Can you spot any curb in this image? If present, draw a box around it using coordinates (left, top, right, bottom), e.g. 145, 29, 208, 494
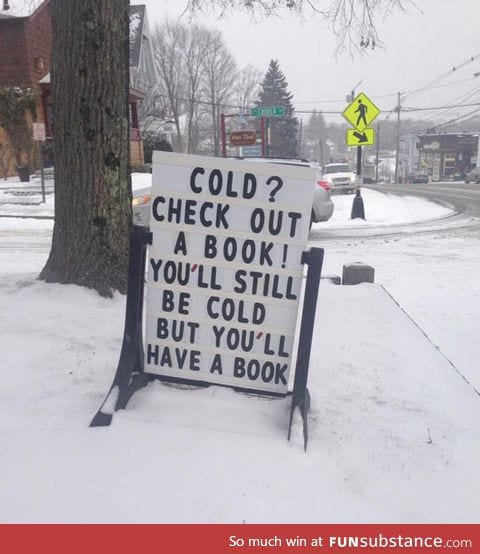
0, 214, 54, 220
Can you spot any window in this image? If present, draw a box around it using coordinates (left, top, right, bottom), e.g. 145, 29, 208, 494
324, 164, 350, 173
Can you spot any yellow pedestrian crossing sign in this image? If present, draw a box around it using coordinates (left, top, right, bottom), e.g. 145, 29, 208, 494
342, 92, 380, 132
346, 128, 375, 146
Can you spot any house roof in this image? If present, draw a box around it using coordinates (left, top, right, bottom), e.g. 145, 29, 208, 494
1, 0, 44, 17
129, 4, 145, 68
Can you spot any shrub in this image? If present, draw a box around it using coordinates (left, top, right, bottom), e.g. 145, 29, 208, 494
142, 131, 173, 164
0, 87, 38, 169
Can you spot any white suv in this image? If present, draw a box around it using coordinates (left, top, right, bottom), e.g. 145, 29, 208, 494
323, 162, 357, 194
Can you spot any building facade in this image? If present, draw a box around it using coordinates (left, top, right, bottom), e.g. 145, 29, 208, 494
0, 1, 155, 176
0, 1, 52, 176
418, 133, 479, 181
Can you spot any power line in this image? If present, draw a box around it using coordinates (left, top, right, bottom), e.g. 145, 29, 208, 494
399, 107, 480, 139
429, 84, 480, 120
402, 53, 480, 101
403, 101, 480, 112
293, 75, 480, 107
434, 107, 480, 129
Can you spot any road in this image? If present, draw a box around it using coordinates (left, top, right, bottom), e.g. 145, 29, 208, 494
311, 181, 480, 241
368, 181, 480, 219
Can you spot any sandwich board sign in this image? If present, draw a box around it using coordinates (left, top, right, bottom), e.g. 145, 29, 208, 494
144, 151, 315, 394
91, 152, 324, 447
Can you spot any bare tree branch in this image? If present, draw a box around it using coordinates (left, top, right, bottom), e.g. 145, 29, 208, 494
182, 0, 417, 55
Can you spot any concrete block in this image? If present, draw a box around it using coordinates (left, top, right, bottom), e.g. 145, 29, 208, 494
342, 262, 375, 285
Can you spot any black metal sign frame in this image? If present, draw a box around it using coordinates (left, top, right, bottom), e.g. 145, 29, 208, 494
91, 225, 324, 449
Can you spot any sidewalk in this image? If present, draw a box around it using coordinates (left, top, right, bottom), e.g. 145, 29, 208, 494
0, 174, 54, 218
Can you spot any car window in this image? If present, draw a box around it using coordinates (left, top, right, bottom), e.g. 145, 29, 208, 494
324, 164, 350, 173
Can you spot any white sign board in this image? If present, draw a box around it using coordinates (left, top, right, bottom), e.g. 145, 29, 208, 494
32, 122, 46, 142
145, 151, 316, 394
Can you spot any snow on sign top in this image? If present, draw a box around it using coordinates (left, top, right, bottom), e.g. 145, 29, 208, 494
145, 151, 316, 394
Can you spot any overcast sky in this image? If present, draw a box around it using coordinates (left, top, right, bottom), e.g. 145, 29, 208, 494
141, 0, 480, 126
6, 0, 478, 126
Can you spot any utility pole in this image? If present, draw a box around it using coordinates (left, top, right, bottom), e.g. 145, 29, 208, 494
476, 132, 480, 168
298, 118, 303, 157
394, 91, 401, 183
220, 113, 227, 157
375, 122, 380, 184
261, 116, 266, 157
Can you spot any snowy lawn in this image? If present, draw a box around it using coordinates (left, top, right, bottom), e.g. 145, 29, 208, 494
0, 183, 479, 523
322, 189, 453, 228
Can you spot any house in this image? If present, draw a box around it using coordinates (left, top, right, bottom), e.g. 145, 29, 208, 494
0, 0, 52, 176
130, 5, 156, 100
0, 0, 156, 176
129, 4, 158, 164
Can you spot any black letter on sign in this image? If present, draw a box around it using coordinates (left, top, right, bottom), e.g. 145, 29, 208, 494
152, 196, 166, 221
266, 176, 283, 202
287, 212, 302, 238
210, 354, 223, 374
174, 231, 187, 255
209, 169, 223, 195
190, 167, 204, 193
150, 258, 162, 281
243, 173, 257, 199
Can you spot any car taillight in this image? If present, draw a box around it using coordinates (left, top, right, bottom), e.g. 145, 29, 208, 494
317, 180, 331, 191
132, 194, 151, 206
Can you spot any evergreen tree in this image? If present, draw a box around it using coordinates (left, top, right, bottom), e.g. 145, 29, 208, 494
256, 60, 298, 158
301, 110, 328, 163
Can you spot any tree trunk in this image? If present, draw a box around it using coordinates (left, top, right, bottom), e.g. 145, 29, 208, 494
40, 0, 131, 297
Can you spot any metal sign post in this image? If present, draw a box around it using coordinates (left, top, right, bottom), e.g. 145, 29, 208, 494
33, 122, 47, 203
342, 91, 380, 193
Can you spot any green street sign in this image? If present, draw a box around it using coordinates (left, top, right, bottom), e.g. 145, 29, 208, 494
250, 106, 285, 117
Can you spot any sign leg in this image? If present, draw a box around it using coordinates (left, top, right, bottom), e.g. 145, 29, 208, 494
288, 248, 324, 450
90, 225, 150, 427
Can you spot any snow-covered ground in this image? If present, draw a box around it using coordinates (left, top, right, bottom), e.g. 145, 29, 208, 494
0, 176, 479, 523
